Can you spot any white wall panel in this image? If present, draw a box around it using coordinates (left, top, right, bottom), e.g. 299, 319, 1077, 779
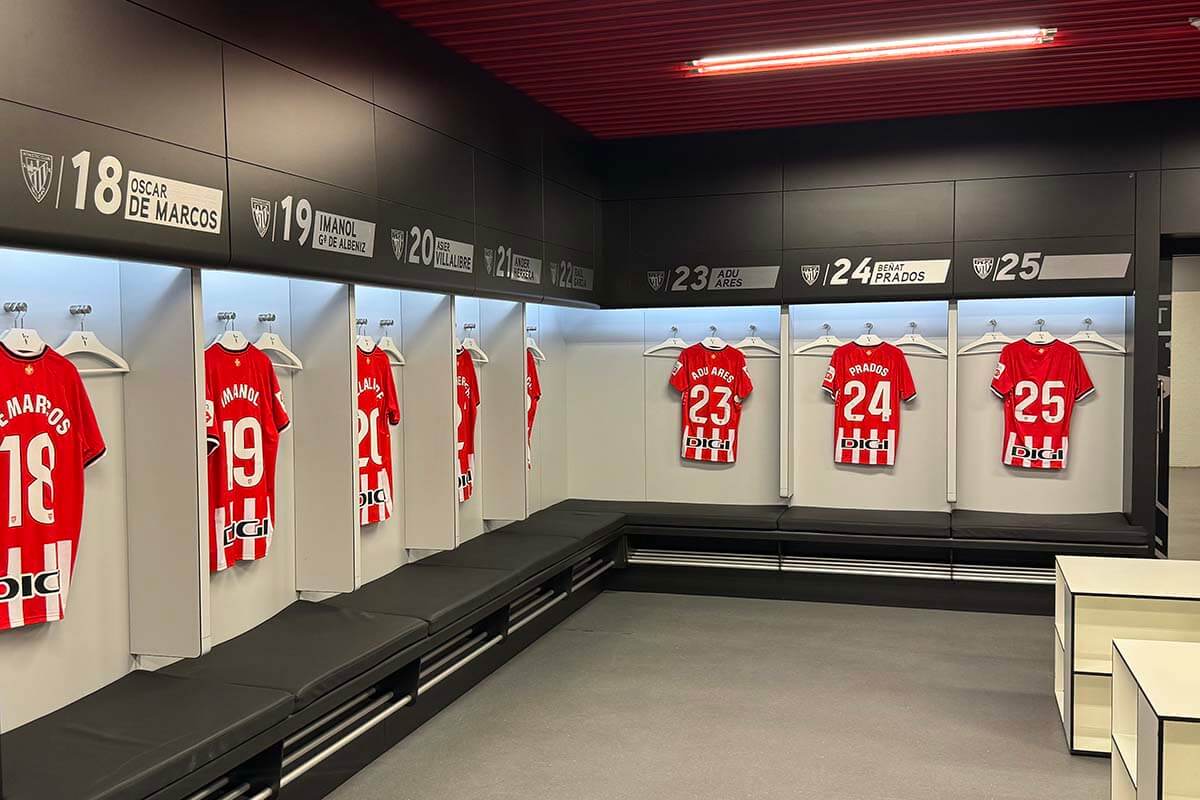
479, 298, 527, 522
528, 305, 569, 512
1171, 289, 1200, 466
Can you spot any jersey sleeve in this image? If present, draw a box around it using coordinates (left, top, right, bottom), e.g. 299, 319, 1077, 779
269, 366, 291, 432
990, 348, 1015, 398
669, 351, 689, 393
898, 351, 917, 402
384, 367, 401, 426
821, 349, 842, 398
73, 376, 106, 467
469, 359, 481, 409
734, 355, 753, 402
1074, 350, 1096, 400
527, 351, 542, 402
204, 372, 220, 456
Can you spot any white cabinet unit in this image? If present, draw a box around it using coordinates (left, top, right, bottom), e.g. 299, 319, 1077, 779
1055, 556, 1200, 754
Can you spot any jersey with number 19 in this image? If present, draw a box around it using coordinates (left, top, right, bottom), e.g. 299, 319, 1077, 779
1, 345, 105, 630
990, 339, 1093, 470
205, 344, 291, 572
821, 342, 916, 466
669, 343, 753, 463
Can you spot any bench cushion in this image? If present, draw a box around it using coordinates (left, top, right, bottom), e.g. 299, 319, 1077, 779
326, 565, 513, 633
162, 601, 428, 711
416, 532, 580, 584
548, 499, 785, 530
0, 671, 291, 800
780, 507, 951, 538
951, 510, 1149, 545
498, 509, 625, 547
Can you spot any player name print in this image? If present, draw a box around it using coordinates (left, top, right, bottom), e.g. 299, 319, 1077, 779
220, 383, 261, 407
0, 393, 75, 435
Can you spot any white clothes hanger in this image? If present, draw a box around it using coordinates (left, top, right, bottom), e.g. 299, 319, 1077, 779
892, 321, 947, 357
354, 317, 377, 354
211, 311, 249, 351
526, 325, 547, 362
701, 325, 728, 350
56, 304, 130, 375
253, 313, 303, 371
1025, 318, 1058, 346
377, 319, 406, 366
854, 322, 883, 347
957, 320, 1015, 354
1065, 317, 1125, 354
1, 301, 48, 356
793, 323, 844, 355
644, 326, 690, 356
733, 324, 780, 357
458, 323, 489, 363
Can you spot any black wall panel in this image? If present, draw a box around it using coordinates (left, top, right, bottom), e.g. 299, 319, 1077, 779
954, 173, 1136, 241
0, 0, 225, 156
629, 193, 783, 258
475, 153, 543, 241
0, 100, 229, 266
1162, 169, 1200, 235
474, 227, 545, 301
543, 116, 601, 199
782, 104, 1160, 191
223, 46, 377, 197
783, 182, 953, 249
375, 107, 474, 224
543, 242, 601, 305
605, 130, 783, 199
615, 250, 784, 308
544, 180, 595, 253
1163, 103, 1200, 169
133, 0, 377, 101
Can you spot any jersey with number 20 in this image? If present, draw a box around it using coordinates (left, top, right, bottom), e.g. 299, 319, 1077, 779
821, 342, 916, 466
1, 345, 105, 630
205, 344, 290, 572
357, 346, 400, 525
669, 343, 753, 463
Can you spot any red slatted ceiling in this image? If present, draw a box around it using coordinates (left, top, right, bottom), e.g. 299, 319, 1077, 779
376, 0, 1200, 138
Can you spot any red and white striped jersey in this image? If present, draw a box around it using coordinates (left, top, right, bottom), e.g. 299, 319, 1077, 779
669, 343, 753, 464
0, 345, 105, 630
525, 349, 541, 469
356, 346, 400, 525
205, 344, 291, 572
455, 349, 480, 502
990, 339, 1094, 470
821, 342, 916, 467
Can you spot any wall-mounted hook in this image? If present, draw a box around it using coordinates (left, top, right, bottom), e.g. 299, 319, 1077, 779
258, 312, 277, 334
217, 311, 236, 331
70, 304, 93, 330
379, 319, 395, 330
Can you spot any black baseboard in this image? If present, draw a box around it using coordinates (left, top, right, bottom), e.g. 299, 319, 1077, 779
606, 565, 1053, 616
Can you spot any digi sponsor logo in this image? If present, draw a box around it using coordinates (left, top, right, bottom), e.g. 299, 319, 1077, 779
801, 264, 821, 286
840, 437, 891, 453
456, 471, 474, 491
1009, 444, 1063, 462
0, 569, 61, 602
222, 518, 270, 547
686, 436, 732, 452
390, 228, 405, 261
647, 270, 666, 292
250, 198, 272, 239
973, 257, 995, 280
359, 488, 388, 509
19, 149, 54, 204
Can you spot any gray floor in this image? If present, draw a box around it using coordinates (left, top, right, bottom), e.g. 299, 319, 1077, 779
332, 593, 1107, 800
1169, 467, 1200, 560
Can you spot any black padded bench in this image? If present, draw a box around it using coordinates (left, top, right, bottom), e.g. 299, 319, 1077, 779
553, 499, 786, 530
326, 564, 515, 633
950, 510, 1150, 547
780, 507, 951, 539
0, 671, 291, 800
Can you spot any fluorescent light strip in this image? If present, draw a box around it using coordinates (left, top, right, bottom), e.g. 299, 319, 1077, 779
692, 27, 1055, 74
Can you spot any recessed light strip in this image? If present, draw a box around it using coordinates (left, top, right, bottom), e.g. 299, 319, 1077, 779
691, 27, 1056, 75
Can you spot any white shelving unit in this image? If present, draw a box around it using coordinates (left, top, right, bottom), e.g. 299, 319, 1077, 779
1111, 639, 1200, 800
1056, 556, 1200, 755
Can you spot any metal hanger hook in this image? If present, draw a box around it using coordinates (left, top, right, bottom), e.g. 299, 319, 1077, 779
988, 319, 999, 333
864, 322, 874, 334
356, 317, 368, 336
821, 323, 832, 334
70, 304, 93, 331
1036, 319, 1046, 331
258, 312, 277, 334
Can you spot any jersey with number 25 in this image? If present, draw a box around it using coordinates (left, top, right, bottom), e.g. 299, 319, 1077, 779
669, 343, 753, 463
205, 344, 290, 572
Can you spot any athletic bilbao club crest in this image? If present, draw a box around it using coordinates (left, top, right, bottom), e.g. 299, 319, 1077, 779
250, 198, 272, 239
973, 257, 994, 280
801, 264, 821, 286
19, 149, 53, 204
484, 248, 495, 275
390, 228, 405, 261
647, 270, 666, 292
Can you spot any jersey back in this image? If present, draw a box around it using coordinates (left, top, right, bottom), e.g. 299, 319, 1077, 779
669, 344, 753, 463
525, 349, 541, 469
357, 347, 400, 525
991, 339, 1093, 470
455, 349, 480, 502
821, 342, 916, 466
205, 344, 290, 572
0, 346, 105, 630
